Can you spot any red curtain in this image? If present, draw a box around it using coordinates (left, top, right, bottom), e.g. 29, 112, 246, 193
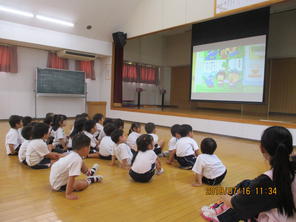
123, 63, 137, 82
76, 60, 95, 80
47, 52, 69, 70
139, 65, 158, 84
113, 44, 123, 103
0, 45, 18, 73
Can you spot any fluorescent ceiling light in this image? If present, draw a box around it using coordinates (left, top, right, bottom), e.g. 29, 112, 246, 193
0, 5, 34, 17
36, 15, 74, 27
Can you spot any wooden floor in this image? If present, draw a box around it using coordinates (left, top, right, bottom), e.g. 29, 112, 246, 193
0, 120, 270, 222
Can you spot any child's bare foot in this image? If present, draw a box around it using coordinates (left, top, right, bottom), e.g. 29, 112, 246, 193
66, 193, 78, 200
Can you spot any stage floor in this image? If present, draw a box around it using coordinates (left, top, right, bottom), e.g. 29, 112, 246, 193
119, 106, 296, 128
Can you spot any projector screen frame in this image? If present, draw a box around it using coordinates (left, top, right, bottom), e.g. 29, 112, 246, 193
189, 35, 269, 104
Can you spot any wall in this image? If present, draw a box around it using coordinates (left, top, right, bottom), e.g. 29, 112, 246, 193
122, 0, 214, 38
123, 34, 171, 105
0, 46, 104, 119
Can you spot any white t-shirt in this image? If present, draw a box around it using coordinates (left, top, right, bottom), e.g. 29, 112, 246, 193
168, 137, 178, 151
5, 128, 22, 155
18, 140, 30, 162
192, 154, 226, 179
26, 139, 50, 166
131, 150, 157, 174
50, 151, 82, 190
98, 130, 106, 141
149, 133, 160, 147
94, 123, 103, 137
126, 132, 141, 150
53, 127, 66, 146
112, 143, 133, 166
83, 131, 98, 148
18, 128, 25, 144
175, 137, 199, 157
99, 136, 115, 156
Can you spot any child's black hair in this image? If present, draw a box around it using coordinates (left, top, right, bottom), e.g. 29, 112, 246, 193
178, 125, 189, 137
128, 122, 141, 135
93, 113, 104, 123
72, 133, 90, 150
84, 120, 96, 132
136, 134, 153, 152
201, 138, 217, 155
45, 112, 54, 118
32, 123, 49, 139
261, 126, 296, 217
103, 118, 113, 126
22, 116, 33, 127
171, 124, 181, 137
103, 123, 116, 136
182, 124, 192, 135
114, 118, 124, 129
52, 114, 67, 131
70, 118, 87, 138
145, 122, 155, 134
8, 115, 22, 128
21, 125, 33, 140
80, 113, 89, 119
43, 115, 53, 126
111, 129, 124, 144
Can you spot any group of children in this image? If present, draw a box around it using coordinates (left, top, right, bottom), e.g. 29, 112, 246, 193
4, 113, 296, 221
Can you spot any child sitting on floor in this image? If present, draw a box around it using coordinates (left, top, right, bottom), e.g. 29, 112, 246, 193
129, 134, 164, 183
192, 138, 226, 187
168, 124, 181, 154
167, 124, 199, 169
52, 114, 68, 152
83, 120, 100, 158
26, 123, 61, 169
93, 113, 104, 139
50, 133, 103, 200
98, 123, 116, 160
127, 122, 142, 153
18, 125, 33, 165
5, 115, 23, 155
145, 122, 164, 156
111, 129, 133, 169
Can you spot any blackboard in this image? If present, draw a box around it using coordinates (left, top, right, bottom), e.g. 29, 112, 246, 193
36, 68, 85, 95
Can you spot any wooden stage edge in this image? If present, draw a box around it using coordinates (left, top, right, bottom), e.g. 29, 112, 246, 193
111, 107, 296, 129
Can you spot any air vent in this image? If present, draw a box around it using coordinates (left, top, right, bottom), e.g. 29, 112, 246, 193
57, 50, 96, 61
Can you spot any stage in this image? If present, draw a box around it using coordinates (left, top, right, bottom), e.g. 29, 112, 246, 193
115, 106, 296, 129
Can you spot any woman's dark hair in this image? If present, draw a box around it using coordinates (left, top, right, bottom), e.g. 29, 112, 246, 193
52, 114, 67, 131
111, 129, 124, 143
70, 118, 87, 138
128, 122, 141, 135
93, 113, 104, 123
84, 120, 96, 132
201, 138, 217, 155
261, 126, 295, 217
32, 123, 49, 139
22, 116, 33, 127
136, 134, 153, 152
145, 122, 155, 134
171, 124, 181, 137
114, 118, 124, 129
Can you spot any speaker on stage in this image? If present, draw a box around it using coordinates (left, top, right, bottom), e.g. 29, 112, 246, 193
112, 32, 127, 47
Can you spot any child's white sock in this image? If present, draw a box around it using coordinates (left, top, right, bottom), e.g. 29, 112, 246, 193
87, 175, 103, 184
88, 163, 99, 176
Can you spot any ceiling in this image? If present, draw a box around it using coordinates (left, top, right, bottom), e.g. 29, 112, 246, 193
0, 0, 143, 42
